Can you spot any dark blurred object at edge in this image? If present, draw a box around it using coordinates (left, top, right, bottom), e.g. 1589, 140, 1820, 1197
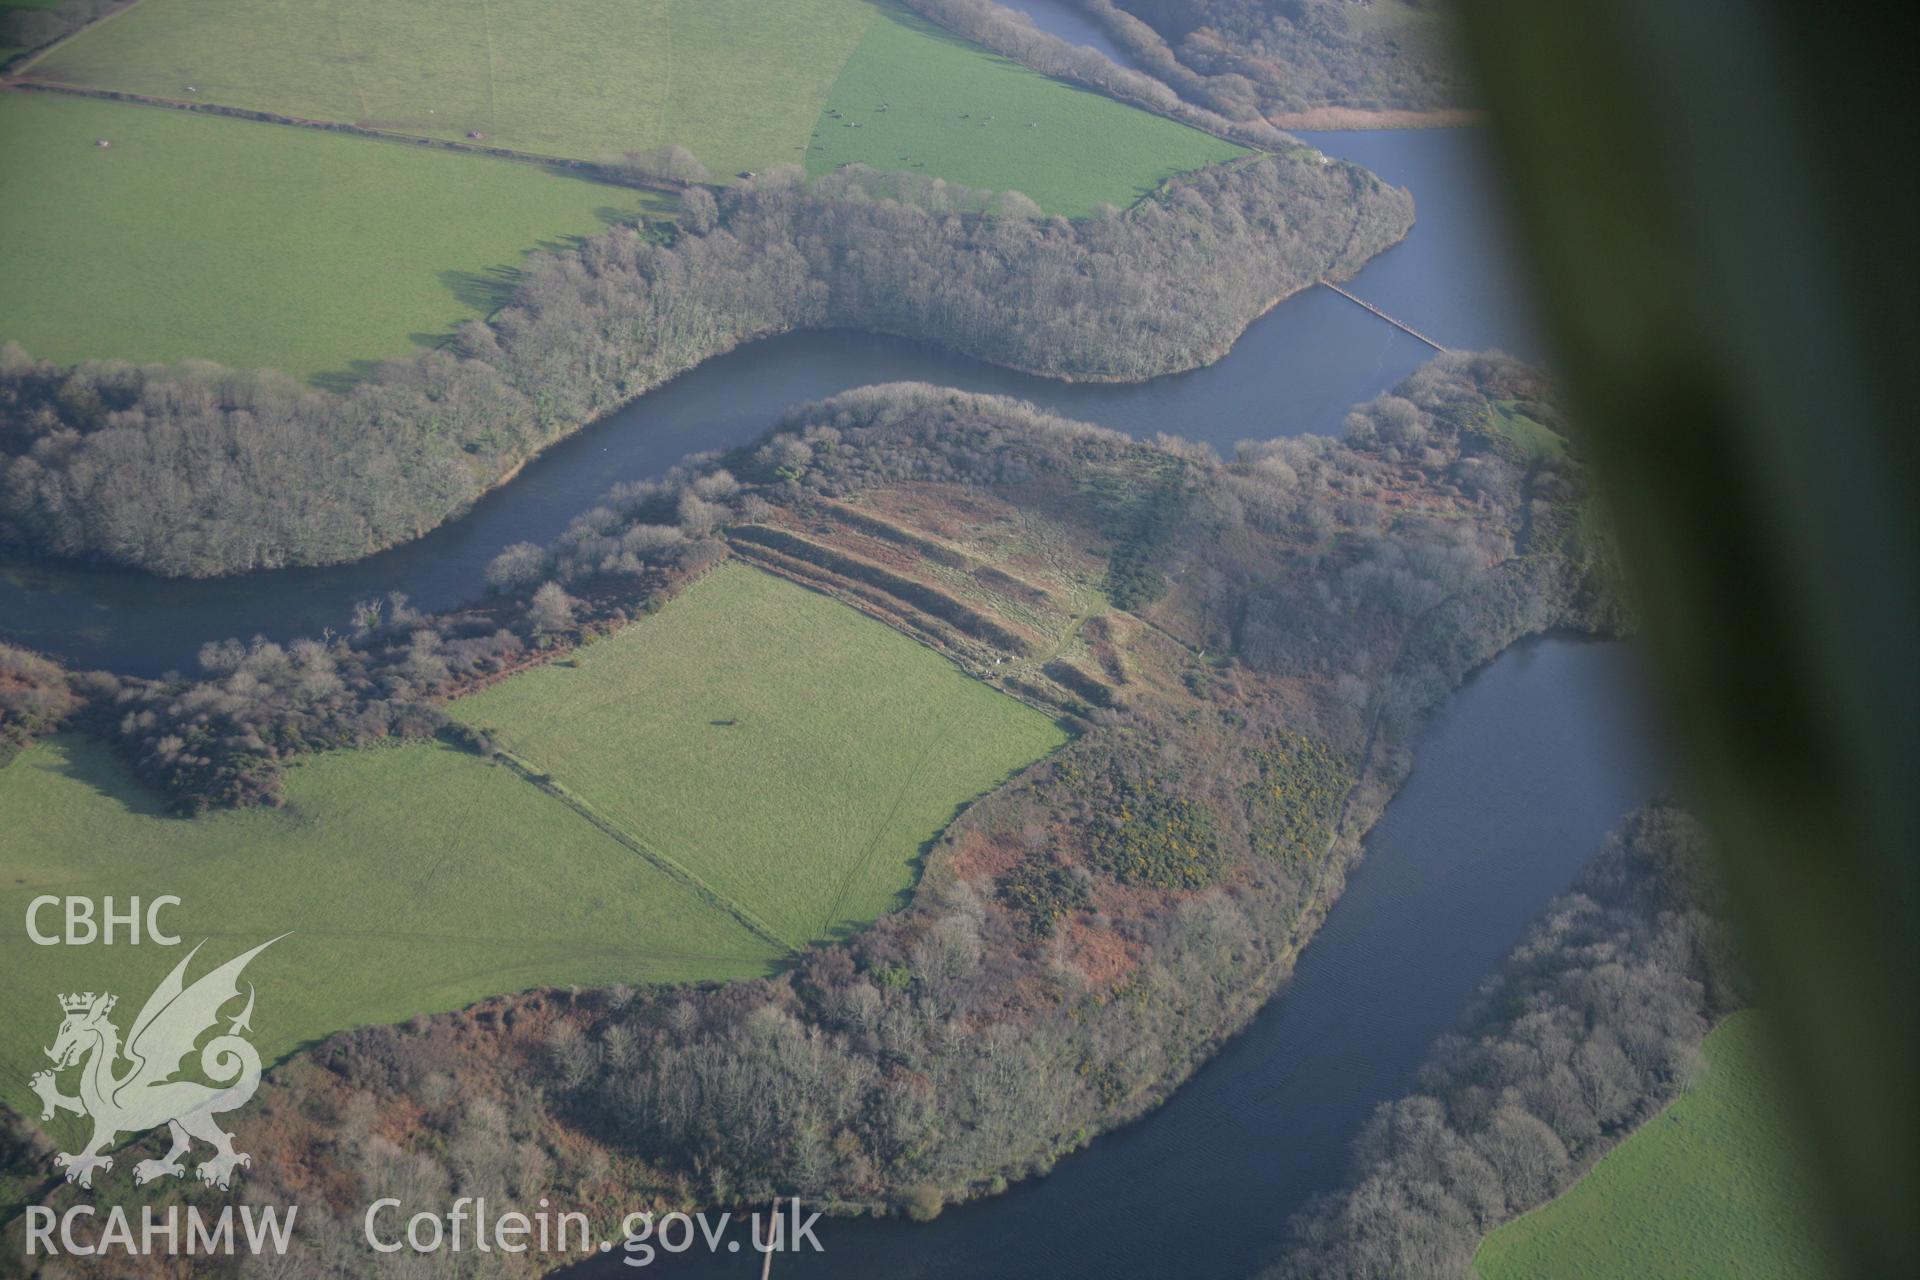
1455, 1, 1917, 1273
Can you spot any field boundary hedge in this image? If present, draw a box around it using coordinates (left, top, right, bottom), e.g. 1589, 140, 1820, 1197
2, 80, 687, 194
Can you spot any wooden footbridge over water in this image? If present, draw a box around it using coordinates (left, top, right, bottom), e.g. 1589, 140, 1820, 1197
1319, 280, 1450, 352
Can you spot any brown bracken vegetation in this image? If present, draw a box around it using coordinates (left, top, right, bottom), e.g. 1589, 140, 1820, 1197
5, 353, 1626, 1265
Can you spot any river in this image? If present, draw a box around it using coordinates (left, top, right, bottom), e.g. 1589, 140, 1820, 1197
1, 128, 1536, 677
1001, 0, 1145, 71
1, 127, 1662, 1274
580, 636, 1662, 1279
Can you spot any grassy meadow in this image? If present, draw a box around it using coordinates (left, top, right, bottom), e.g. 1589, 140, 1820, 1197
1473, 1013, 1837, 1279
26, 0, 869, 178
0, 562, 1061, 1145
0, 564, 1052, 1151
1486, 398, 1566, 461
0, 92, 665, 377
26, 0, 1241, 214
0, 734, 783, 1122
452, 563, 1069, 947
6, 0, 1248, 372
803, 8, 1244, 216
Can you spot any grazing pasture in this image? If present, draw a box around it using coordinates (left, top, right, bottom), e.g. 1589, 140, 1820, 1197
1485, 398, 1566, 461
0, 734, 781, 1121
806, 8, 1245, 216
451, 562, 1069, 947
26, 0, 1244, 214
1473, 1013, 1837, 1280
0, 92, 662, 377
25, 0, 872, 176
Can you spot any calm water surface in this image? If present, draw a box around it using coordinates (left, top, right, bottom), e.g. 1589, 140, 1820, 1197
0, 127, 1664, 1278
1005, 0, 1144, 70
577, 638, 1665, 1279
1, 129, 1528, 676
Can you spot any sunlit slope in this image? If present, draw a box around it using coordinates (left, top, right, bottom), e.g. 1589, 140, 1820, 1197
805, 8, 1244, 216
452, 563, 1070, 947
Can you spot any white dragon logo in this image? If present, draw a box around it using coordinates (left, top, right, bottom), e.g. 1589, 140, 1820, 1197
28, 937, 283, 1190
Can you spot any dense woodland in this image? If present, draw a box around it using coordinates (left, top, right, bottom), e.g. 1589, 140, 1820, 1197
1268, 805, 1745, 1279
0, 354, 1635, 1274
0, 353, 1594, 822
0, 643, 78, 768
0, 152, 1409, 577
1079, 0, 1471, 118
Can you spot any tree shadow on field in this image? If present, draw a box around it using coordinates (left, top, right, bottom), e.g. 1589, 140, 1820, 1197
34, 734, 177, 821
309, 360, 389, 394
440, 264, 524, 313
298, 174, 667, 391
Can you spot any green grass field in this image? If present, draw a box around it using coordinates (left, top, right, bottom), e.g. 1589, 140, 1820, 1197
803, 8, 1243, 216
7, 0, 1243, 371
1473, 1013, 1837, 1279
0, 562, 1060, 1138
0, 92, 665, 377
26, 0, 1241, 215
0, 734, 783, 1121
452, 562, 1069, 947
26, 0, 869, 178
1486, 399, 1567, 461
